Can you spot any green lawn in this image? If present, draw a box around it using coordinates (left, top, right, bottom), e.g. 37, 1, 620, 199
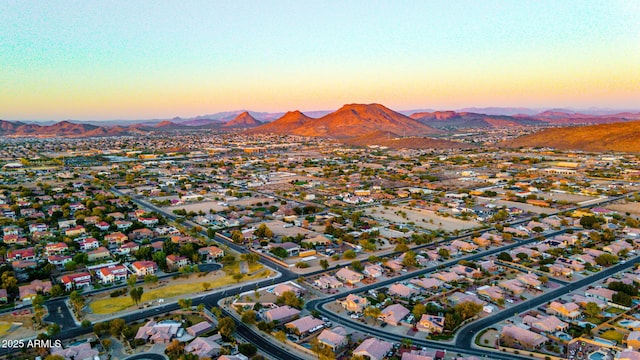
0, 322, 11, 336
600, 329, 624, 344
90, 269, 271, 314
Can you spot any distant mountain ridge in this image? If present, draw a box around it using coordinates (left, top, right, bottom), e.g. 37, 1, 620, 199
222, 111, 262, 128
503, 120, 640, 153
249, 103, 442, 138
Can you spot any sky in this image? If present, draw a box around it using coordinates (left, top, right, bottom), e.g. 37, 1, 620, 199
1, 1, 639, 120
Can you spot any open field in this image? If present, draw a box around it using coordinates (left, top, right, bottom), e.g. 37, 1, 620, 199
364, 205, 481, 232
607, 202, 640, 215
89, 267, 271, 315
476, 198, 553, 214
164, 201, 227, 213
0, 322, 11, 336
261, 220, 316, 237
534, 192, 598, 203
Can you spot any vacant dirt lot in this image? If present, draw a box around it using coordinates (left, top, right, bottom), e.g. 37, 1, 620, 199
364, 205, 481, 232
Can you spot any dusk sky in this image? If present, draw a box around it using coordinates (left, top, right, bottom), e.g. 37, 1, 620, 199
1, 1, 639, 120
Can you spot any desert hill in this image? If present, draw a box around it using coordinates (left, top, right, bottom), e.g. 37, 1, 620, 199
503, 120, 640, 153
251, 103, 441, 138
341, 130, 474, 150
223, 111, 262, 128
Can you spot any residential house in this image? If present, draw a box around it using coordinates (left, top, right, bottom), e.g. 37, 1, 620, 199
7, 248, 36, 262
50, 342, 99, 360
19, 280, 52, 302
87, 247, 111, 262
105, 232, 128, 246
184, 335, 222, 358
186, 321, 213, 337
317, 327, 347, 351
364, 264, 384, 278
131, 261, 158, 276
451, 265, 482, 279
627, 331, 640, 351
380, 303, 410, 326
65, 226, 86, 237
409, 277, 443, 291
388, 283, 418, 298
97, 264, 129, 284
353, 338, 393, 360
45, 242, 69, 255
273, 283, 304, 297
314, 275, 343, 289
135, 320, 181, 344
547, 301, 581, 319
263, 305, 301, 323
451, 240, 478, 253
60, 272, 92, 291
166, 254, 189, 271
417, 314, 445, 334
285, 315, 325, 336
501, 325, 549, 348
79, 237, 100, 251
335, 268, 364, 285
477, 285, 504, 302
523, 315, 569, 333
586, 287, 615, 302
498, 279, 525, 295
0, 289, 8, 303
198, 246, 224, 261
338, 294, 369, 313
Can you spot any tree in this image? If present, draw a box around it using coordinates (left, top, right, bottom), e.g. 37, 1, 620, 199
241, 310, 257, 325
580, 215, 598, 229
129, 287, 144, 307
402, 251, 417, 268
539, 276, 549, 284
595, 253, 618, 266
270, 247, 289, 259
364, 306, 381, 322
47, 323, 61, 336
496, 252, 512, 262
178, 298, 192, 310
102, 338, 112, 352
127, 274, 137, 288
69, 291, 85, 315
351, 260, 364, 272
276, 291, 304, 309
109, 318, 125, 337
240, 252, 260, 265
343, 250, 356, 259
274, 330, 287, 343
231, 230, 244, 243
438, 248, 450, 259
320, 259, 329, 270
50, 284, 64, 297
254, 224, 273, 238
233, 273, 244, 283
238, 343, 257, 357
395, 242, 409, 252
202, 282, 211, 291
584, 302, 600, 318
612, 291, 632, 307
454, 301, 483, 321
411, 303, 428, 319
217, 316, 236, 339
144, 274, 158, 285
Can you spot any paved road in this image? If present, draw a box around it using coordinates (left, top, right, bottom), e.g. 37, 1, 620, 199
455, 254, 640, 349
43, 299, 76, 331
124, 353, 167, 360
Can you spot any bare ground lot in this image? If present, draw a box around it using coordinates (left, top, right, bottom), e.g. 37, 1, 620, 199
164, 201, 227, 213
476, 198, 554, 214
534, 192, 598, 204
364, 205, 481, 232
261, 220, 316, 237
607, 201, 640, 215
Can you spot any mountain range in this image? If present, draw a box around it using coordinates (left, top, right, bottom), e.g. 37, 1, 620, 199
503, 120, 640, 153
2, 104, 640, 152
